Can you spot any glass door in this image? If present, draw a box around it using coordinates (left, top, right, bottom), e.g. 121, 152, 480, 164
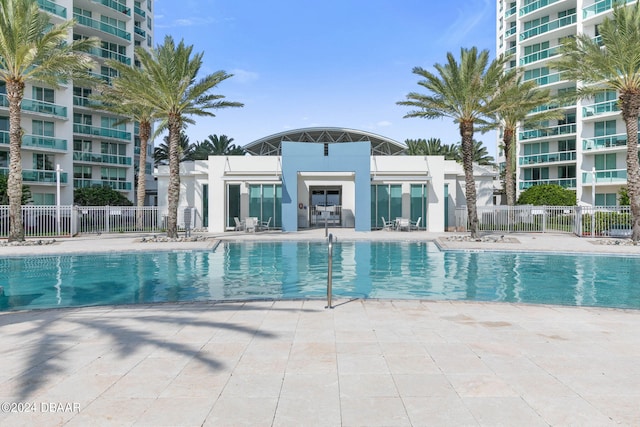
309, 186, 342, 227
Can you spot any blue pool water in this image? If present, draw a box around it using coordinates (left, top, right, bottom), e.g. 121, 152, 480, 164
1, 241, 639, 311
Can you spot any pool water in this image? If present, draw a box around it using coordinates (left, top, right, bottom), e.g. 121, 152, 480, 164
1, 241, 639, 311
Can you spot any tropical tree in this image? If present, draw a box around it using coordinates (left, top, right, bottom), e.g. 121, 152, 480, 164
490, 73, 563, 205
134, 36, 243, 238
91, 59, 158, 229
154, 132, 193, 165
552, 3, 640, 240
0, 174, 30, 204
404, 138, 458, 159
516, 184, 576, 206
0, 0, 97, 241
452, 139, 495, 166
398, 47, 509, 237
191, 134, 245, 160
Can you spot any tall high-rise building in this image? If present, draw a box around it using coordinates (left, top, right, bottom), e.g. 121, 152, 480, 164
0, 0, 155, 206
496, 0, 632, 206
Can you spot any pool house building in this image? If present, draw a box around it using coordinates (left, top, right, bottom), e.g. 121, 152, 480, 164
155, 128, 497, 232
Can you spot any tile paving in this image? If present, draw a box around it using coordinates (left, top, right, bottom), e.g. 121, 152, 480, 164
1, 230, 639, 426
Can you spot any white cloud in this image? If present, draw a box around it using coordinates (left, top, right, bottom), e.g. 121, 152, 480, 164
155, 16, 217, 29
230, 69, 259, 84
376, 120, 392, 127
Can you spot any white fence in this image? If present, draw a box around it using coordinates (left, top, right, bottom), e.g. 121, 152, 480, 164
456, 205, 633, 238
0, 205, 168, 238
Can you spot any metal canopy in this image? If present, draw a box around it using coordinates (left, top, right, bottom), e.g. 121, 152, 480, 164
243, 127, 406, 156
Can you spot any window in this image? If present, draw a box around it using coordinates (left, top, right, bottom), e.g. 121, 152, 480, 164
558, 139, 576, 151
595, 90, 616, 103
595, 153, 616, 170
32, 87, 54, 103
74, 139, 92, 152
32, 193, 56, 206
101, 116, 125, 130
523, 142, 549, 155
0, 151, 8, 167
100, 15, 126, 31
595, 193, 617, 207
248, 184, 282, 228
594, 120, 616, 137
557, 165, 576, 179
370, 184, 402, 229
33, 153, 54, 170
74, 113, 92, 125
101, 142, 126, 155
101, 167, 126, 181
73, 165, 91, 179
0, 117, 9, 131
32, 120, 55, 137
73, 7, 91, 18
524, 167, 549, 181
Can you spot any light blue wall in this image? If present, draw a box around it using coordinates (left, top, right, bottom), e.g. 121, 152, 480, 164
281, 141, 371, 231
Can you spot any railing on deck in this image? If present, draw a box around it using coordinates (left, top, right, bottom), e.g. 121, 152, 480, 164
455, 205, 633, 238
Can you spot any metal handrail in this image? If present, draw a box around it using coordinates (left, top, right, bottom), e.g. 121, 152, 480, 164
326, 233, 335, 309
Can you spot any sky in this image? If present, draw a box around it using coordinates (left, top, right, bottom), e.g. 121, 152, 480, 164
153, 0, 498, 155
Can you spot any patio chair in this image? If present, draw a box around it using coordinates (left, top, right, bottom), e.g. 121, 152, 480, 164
381, 216, 395, 231
259, 217, 272, 231
410, 217, 422, 231
234, 217, 245, 231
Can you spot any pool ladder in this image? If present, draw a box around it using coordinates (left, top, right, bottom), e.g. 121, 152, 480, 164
326, 233, 335, 309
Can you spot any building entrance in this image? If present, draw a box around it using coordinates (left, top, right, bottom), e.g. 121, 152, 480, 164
309, 186, 342, 227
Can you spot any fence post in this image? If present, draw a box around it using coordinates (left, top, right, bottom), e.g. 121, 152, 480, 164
542, 208, 546, 233
71, 206, 77, 236
105, 205, 110, 234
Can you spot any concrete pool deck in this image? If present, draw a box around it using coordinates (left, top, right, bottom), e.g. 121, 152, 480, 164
1, 230, 639, 426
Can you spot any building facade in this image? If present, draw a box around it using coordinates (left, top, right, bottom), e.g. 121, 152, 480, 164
155, 128, 498, 232
497, 0, 632, 206
0, 0, 155, 206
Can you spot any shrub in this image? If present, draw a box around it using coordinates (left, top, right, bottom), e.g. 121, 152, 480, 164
74, 186, 133, 206
517, 184, 576, 206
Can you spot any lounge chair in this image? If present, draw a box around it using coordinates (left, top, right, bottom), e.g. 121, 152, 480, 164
381, 216, 395, 231
410, 217, 422, 231
259, 217, 272, 231
234, 217, 245, 231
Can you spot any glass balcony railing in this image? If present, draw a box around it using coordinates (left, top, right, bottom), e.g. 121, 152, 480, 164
37, 0, 67, 18
74, 13, 131, 41
0, 167, 68, 184
0, 130, 67, 150
505, 5, 517, 17
582, 99, 619, 117
74, 179, 132, 190
88, 71, 115, 84
583, 0, 634, 19
94, 0, 131, 16
521, 13, 577, 40
87, 47, 131, 65
519, 123, 576, 140
519, 150, 577, 165
520, 0, 560, 16
520, 45, 560, 65
134, 26, 146, 38
519, 178, 577, 189
73, 123, 131, 141
73, 151, 132, 165
582, 169, 627, 184
506, 45, 517, 56
134, 5, 146, 18
582, 133, 631, 151
505, 26, 517, 38
525, 71, 565, 86
1, 94, 67, 118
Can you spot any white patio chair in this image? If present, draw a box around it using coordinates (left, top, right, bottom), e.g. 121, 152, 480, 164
381, 216, 395, 231
259, 217, 272, 231
234, 217, 245, 231
410, 217, 422, 231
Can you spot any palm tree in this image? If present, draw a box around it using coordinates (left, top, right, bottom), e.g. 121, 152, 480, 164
191, 134, 245, 159
134, 36, 243, 238
154, 132, 193, 165
0, 0, 97, 241
490, 73, 562, 205
91, 60, 158, 229
464, 140, 495, 166
398, 47, 509, 237
404, 137, 458, 159
552, 3, 640, 240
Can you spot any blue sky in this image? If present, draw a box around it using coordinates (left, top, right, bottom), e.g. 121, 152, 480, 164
153, 0, 497, 154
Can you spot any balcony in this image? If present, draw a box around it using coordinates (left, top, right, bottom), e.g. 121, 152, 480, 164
134, 26, 146, 39
37, 0, 66, 18
94, 0, 131, 16
519, 123, 576, 140
0, 167, 68, 184
584, 0, 635, 19
88, 71, 116, 85
505, 26, 517, 38
520, 0, 560, 16
134, 5, 146, 18
520, 45, 560, 65
519, 150, 577, 165
0, 130, 67, 151
582, 133, 630, 151
74, 13, 131, 41
505, 4, 517, 18
74, 179, 132, 191
87, 47, 131, 65
73, 151, 132, 165
519, 178, 576, 189
582, 99, 619, 117
1, 94, 67, 118
73, 123, 131, 141
582, 169, 627, 184
520, 13, 577, 41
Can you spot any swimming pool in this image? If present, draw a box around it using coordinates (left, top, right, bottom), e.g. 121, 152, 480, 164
1, 241, 639, 311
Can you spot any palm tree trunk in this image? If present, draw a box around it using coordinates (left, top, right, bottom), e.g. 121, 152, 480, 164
136, 121, 151, 230
6, 79, 25, 242
620, 92, 640, 241
460, 121, 479, 238
503, 128, 516, 206
166, 116, 181, 238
